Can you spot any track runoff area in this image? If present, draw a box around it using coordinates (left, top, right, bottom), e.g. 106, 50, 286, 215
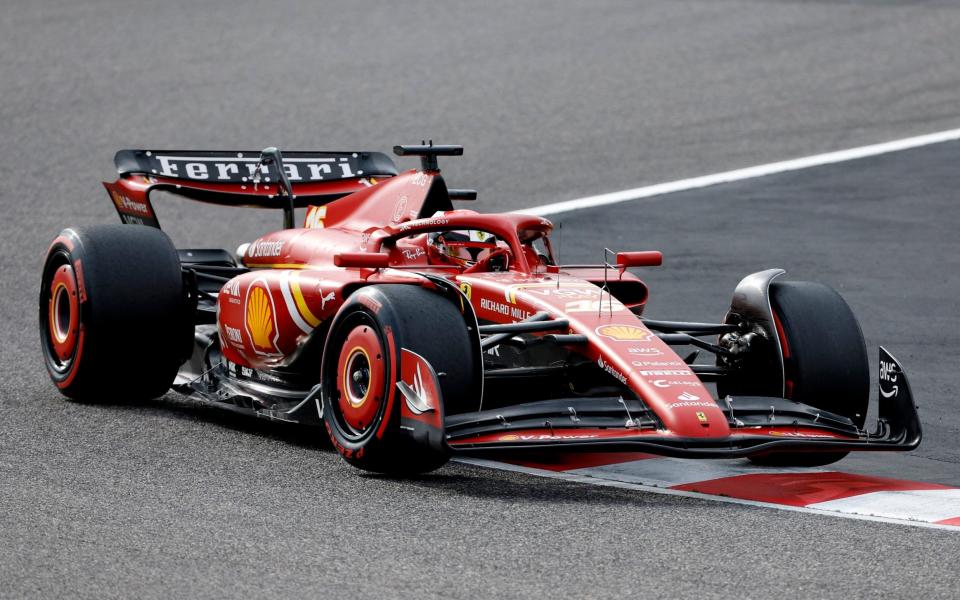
465, 127, 960, 532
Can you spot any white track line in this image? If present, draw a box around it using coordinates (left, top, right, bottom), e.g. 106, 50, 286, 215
515, 127, 960, 216
456, 458, 960, 532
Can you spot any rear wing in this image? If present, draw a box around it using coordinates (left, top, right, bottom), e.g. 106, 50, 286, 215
103, 149, 398, 228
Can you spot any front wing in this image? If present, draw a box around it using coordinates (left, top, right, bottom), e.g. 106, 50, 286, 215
439, 347, 921, 459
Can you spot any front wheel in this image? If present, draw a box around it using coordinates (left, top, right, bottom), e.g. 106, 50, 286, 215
723, 280, 870, 467
321, 284, 480, 475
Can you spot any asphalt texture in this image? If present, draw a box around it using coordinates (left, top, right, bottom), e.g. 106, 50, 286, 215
2, 1, 960, 598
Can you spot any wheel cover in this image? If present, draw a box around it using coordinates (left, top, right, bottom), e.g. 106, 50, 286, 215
336, 324, 385, 434
47, 263, 80, 365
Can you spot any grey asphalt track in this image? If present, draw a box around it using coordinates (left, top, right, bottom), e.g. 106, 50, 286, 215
2, 1, 960, 598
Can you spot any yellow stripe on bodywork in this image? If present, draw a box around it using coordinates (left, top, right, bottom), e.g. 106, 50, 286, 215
290, 272, 322, 327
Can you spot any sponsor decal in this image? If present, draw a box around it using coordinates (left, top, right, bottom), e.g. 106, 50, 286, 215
399, 217, 448, 231
222, 278, 241, 296
499, 433, 600, 442
596, 324, 651, 342
504, 282, 602, 304
664, 391, 716, 410
652, 379, 698, 388
304, 205, 327, 229
638, 369, 693, 376
319, 287, 335, 310
223, 324, 243, 344
628, 347, 663, 356
247, 239, 284, 258
565, 299, 626, 313
244, 280, 280, 355
632, 360, 684, 367
359, 232, 371, 251
459, 282, 472, 300
666, 400, 716, 410
528, 287, 598, 298
879, 358, 899, 398
392, 196, 408, 223
401, 247, 425, 261
358, 293, 382, 313
149, 153, 359, 182
480, 297, 532, 320
110, 190, 153, 217
411, 171, 430, 187
597, 356, 628, 384
768, 431, 835, 439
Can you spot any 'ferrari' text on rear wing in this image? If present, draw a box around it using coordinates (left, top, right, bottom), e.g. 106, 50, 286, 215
105, 149, 398, 228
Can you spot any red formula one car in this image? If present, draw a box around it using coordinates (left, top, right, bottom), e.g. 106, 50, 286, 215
39, 144, 921, 473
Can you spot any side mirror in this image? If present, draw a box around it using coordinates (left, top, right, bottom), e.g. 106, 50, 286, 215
616, 251, 663, 268
334, 253, 390, 269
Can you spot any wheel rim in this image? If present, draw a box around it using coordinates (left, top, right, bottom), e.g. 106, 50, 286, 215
335, 322, 386, 436
46, 262, 80, 367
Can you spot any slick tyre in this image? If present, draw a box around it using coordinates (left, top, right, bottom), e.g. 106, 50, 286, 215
749, 280, 870, 467
39, 225, 189, 402
321, 284, 478, 475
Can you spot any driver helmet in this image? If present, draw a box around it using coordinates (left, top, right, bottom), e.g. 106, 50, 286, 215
427, 230, 499, 267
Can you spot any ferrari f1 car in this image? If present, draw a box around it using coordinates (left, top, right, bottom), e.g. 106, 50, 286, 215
39, 144, 921, 473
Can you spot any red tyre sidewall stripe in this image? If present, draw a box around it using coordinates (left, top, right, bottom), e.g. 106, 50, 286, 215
48, 265, 80, 361
55, 326, 85, 389
43, 241, 87, 389
374, 326, 398, 441
771, 308, 793, 398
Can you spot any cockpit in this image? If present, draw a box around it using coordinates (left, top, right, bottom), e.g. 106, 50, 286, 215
392, 226, 555, 274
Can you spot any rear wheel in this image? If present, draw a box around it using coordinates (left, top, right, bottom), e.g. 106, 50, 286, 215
321, 284, 479, 474
744, 281, 869, 466
39, 225, 190, 401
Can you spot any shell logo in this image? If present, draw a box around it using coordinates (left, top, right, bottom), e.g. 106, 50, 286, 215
245, 282, 279, 354
499, 434, 520, 441
595, 324, 651, 342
